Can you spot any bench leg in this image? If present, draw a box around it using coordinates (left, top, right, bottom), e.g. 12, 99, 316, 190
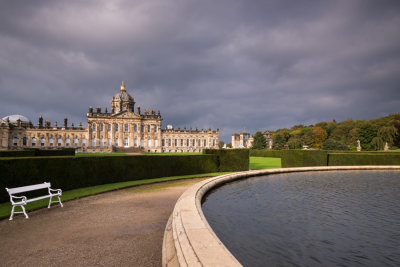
9, 205, 29, 220
21, 205, 29, 219
48, 196, 53, 208
58, 196, 63, 207
9, 206, 15, 220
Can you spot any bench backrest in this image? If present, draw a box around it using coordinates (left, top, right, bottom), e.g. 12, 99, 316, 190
6, 182, 51, 195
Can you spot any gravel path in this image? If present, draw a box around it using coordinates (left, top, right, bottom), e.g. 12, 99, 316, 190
0, 178, 205, 267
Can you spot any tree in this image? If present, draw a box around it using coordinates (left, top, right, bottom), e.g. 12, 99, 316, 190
322, 139, 349, 150
356, 123, 377, 150
218, 141, 225, 149
251, 131, 267, 149
312, 126, 328, 148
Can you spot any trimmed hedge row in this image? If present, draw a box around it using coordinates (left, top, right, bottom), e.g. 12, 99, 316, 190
0, 148, 75, 157
328, 153, 400, 166
249, 149, 282, 158
281, 150, 400, 167
203, 149, 250, 172
281, 150, 328, 168
0, 155, 218, 203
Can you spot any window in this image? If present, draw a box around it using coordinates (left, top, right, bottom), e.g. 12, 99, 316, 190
66, 138, 71, 147
31, 137, 36, 147
41, 138, 45, 147
57, 138, 62, 147
99, 138, 104, 147
155, 139, 158, 147
115, 138, 119, 147
82, 138, 86, 146
92, 138, 96, 147
147, 125, 150, 132
92, 123, 96, 131
187, 139, 189, 147
193, 139, 196, 147
134, 138, 138, 147
23, 137, 27, 146
115, 123, 119, 132
162, 139, 165, 146
124, 124, 128, 132
198, 139, 201, 147
13, 137, 18, 146
140, 139, 144, 147
168, 139, 171, 146
213, 139, 216, 146
141, 125, 144, 133
134, 124, 137, 132
154, 126, 158, 133
148, 139, 151, 147
107, 139, 111, 147
124, 137, 129, 147
74, 138, 78, 147
181, 139, 184, 146
100, 123, 104, 131
107, 124, 111, 132
49, 138, 54, 147
204, 139, 207, 147
174, 139, 177, 146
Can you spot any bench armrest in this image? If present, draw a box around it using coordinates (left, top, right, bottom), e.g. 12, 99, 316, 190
49, 188, 62, 195
10, 195, 27, 205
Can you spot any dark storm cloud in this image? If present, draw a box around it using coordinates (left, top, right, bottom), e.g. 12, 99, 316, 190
1, 0, 399, 142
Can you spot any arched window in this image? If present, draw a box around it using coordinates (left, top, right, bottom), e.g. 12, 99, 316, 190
168, 139, 171, 147
186, 139, 189, 147
107, 124, 111, 132
198, 139, 201, 147
115, 138, 119, 147
22, 137, 27, 146
66, 138, 71, 147
162, 139, 165, 146
124, 137, 129, 147
147, 125, 151, 132
49, 138, 54, 147
13, 137, 18, 146
57, 138, 62, 147
92, 123, 96, 131
174, 139, 177, 146
134, 124, 137, 132
134, 138, 138, 147
193, 139, 196, 147
41, 138, 45, 147
92, 138, 96, 147
140, 139, 144, 147
154, 125, 158, 133
181, 139, 184, 146
74, 138, 78, 147
115, 123, 119, 132
31, 137, 36, 147
124, 124, 129, 132
204, 139, 207, 147
107, 138, 111, 147
141, 125, 144, 133
82, 138, 86, 146
99, 138, 104, 147
100, 123, 104, 132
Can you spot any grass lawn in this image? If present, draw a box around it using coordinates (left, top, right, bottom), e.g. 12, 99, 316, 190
250, 157, 282, 170
75, 152, 128, 157
0, 172, 229, 220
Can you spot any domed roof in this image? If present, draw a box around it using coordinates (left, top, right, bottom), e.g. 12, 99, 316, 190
113, 81, 134, 101
2, 114, 30, 123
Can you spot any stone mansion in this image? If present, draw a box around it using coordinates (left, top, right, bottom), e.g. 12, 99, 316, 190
0, 82, 219, 153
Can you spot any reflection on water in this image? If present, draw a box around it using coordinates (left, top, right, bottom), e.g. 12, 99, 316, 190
202, 170, 400, 267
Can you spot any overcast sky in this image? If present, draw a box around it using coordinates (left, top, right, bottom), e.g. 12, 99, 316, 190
1, 0, 399, 142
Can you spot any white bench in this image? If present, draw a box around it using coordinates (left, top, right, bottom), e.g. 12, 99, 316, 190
5, 182, 63, 220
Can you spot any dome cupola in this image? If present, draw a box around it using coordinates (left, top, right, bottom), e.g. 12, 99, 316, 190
111, 81, 135, 113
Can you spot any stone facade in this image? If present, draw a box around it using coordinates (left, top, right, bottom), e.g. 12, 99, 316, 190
231, 131, 273, 149
0, 82, 219, 153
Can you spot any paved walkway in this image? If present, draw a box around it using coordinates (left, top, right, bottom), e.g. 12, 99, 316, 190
0, 178, 206, 267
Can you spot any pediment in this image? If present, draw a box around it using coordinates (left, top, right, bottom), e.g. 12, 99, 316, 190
111, 111, 140, 119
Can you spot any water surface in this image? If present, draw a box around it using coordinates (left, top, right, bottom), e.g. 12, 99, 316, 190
202, 170, 400, 266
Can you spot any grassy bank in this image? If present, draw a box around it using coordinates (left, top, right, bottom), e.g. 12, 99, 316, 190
250, 157, 282, 170
0, 172, 228, 220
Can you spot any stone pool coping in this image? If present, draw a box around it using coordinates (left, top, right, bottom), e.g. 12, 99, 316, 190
162, 166, 400, 267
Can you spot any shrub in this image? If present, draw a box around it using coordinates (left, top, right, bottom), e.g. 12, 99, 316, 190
0, 150, 36, 157
249, 149, 282, 158
203, 149, 249, 172
328, 153, 400, 166
281, 150, 328, 168
322, 139, 349, 151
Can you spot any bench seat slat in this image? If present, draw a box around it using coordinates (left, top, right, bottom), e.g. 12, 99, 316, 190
26, 194, 58, 202
7, 183, 50, 194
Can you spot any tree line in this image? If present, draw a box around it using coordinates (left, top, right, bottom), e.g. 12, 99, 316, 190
252, 113, 400, 150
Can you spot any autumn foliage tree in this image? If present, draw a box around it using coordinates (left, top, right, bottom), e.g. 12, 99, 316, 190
312, 126, 328, 148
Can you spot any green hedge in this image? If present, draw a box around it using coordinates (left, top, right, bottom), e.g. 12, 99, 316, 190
249, 149, 282, 158
281, 150, 328, 168
0, 148, 75, 157
203, 149, 249, 172
0, 155, 218, 203
328, 153, 400, 166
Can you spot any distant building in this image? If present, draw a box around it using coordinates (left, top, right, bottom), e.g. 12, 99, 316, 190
0, 82, 219, 153
231, 131, 273, 149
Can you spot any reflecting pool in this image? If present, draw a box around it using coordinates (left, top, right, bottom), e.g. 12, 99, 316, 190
202, 170, 400, 266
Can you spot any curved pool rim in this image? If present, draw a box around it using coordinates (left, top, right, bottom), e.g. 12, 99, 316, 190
162, 166, 400, 267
